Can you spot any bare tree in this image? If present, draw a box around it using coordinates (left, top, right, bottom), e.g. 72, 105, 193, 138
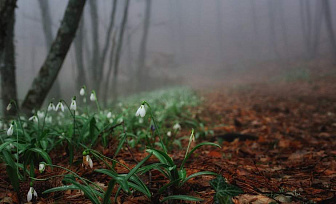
37, 0, 62, 99
322, 0, 336, 58
111, 0, 130, 100
136, 0, 152, 90
0, 0, 16, 54
21, 0, 86, 114
0, 0, 17, 117
74, 16, 87, 91
89, 0, 100, 90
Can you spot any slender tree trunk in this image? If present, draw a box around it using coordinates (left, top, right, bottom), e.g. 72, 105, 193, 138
104, 30, 117, 104
250, 0, 259, 59
1, 0, 17, 117
21, 0, 86, 114
322, 0, 336, 58
0, 0, 17, 55
111, 0, 129, 101
136, 0, 152, 91
310, 0, 323, 58
267, 1, 280, 59
278, 1, 289, 60
89, 0, 100, 90
74, 16, 87, 91
37, 0, 62, 99
97, 0, 118, 98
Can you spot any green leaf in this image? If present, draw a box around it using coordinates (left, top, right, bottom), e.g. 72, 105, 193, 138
43, 185, 79, 194
102, 180, 116, 204
146, 149, 174, 166
210, 175, 244, 204
161, 195, 202, 202
181, 142, 220, 168
181, 171, 217, 186
29, 147, 52, 164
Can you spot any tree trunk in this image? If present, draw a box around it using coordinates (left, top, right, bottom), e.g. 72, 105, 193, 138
0, 0, 17, 55
136, 0, 152, 91
21, 0, 86, 114
310, 0, 323, 58
89, 0, 100, 90
0, 0, 17, 117
111, 0, 129, 101
267, 1, 280, 59
74, 16, 87, 91
37, 0, 62, 100
322, 0, 336, 58
97, 0, 118, 98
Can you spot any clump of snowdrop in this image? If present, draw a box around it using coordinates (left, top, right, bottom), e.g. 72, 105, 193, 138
135, 105, 146, 118
70, 97, 77, 111
55, 101, 64, 112
27, 186, 38, 202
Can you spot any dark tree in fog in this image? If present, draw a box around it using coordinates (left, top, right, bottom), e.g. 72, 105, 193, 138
89, 0, 100, 90
310, 0, 323, 58
137, 0, 152, 90
322, 0, 336, 58
111, 0, 129, 100
0, 0, 17, 117
97, 0, 118, 97
38, 0, 62, 99
21, 0, 86, 114
74, 16, 87, 91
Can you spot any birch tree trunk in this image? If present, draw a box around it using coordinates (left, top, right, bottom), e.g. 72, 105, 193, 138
21, 0, 86, 114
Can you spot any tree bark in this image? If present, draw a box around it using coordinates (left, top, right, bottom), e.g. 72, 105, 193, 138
37, 0, 62, 100
0, 0, 16, 54
21, 0, 86, 114
0, 0, 17, 117
89, 0, 100, 90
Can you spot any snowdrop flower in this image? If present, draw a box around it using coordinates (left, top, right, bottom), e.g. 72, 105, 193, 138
55, 101, 64, 112
139, 118, 143, 124
80, 86, 85, 96
29, 116, 38, 123
39, 163, 45, 173
70, 97, 77, 111
45, 116, 52, 123
109, 119, 113, 124
6, 103, 12, 111
90, 91, 96, 101
135, 105, 146, 117
7, 124, 14, 136
107, 112, 112, 118
48, 102, 56, 111
173, 123, 181, 131
167, 131, 172, 137
27, 187, 38, 202
83, 155, 93, 168
37, 111, 45, 119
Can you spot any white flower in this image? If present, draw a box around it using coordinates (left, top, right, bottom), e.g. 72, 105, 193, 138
84, 155, 93, 168
39, 163, 45, 173
173, 123, 181, 131
90, 92, 96, 101
29, 116, 38, 123
80, 87, 85, 96
139, 118, 143, 124
55, 101, 64, 112
45, 116, 52, 123
109, 119, 113, 124
70, 98, 77, 111
135, 105, 146, 117
6, 103, 12, 111
27, 187, 38, 202
107, 112, 112, 118
167, 131, 172, 137
37, 111, 45, 119
7, 124, 14, 136
48, 102, 56, 111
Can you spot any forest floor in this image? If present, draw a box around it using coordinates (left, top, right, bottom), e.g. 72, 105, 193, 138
1, 59, 336, 203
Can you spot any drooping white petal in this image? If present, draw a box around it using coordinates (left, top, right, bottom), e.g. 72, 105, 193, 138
29, 116, 38, 123
7, 125, 13, 136
90, 93, 96, 101
39, 163, 45, 173
48, 103, 55, 111
80, 87, 85, 96
107, 112, 112, 118
135, 105, 146, 117
173, 123, 181, 130
6, 103, 12, 111
70, 99, 77, 111
27, 187, 37, 202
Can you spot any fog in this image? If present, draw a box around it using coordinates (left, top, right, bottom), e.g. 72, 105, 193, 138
8, 0, 336, 106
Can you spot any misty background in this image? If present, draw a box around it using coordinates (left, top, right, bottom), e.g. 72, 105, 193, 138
3, 0, 336, 111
